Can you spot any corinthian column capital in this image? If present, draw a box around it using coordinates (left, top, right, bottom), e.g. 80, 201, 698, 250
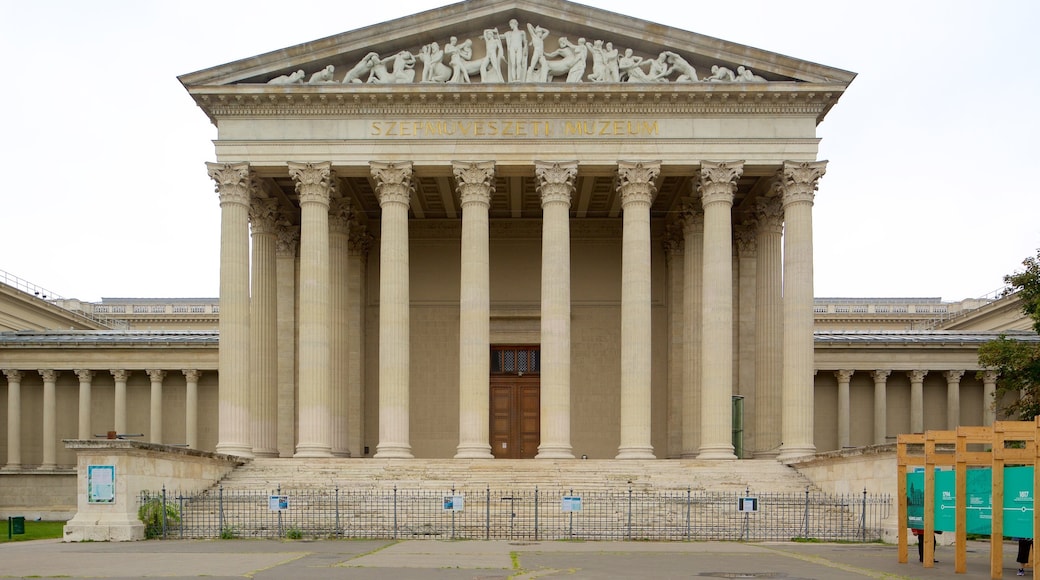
329, 197, 353, 235
754, 196, 784, 234
249, 198, 280, 234
776, 161, 827, 208
872, 369, 891, 383
370, 161, 414, 207
348, 223, 373, 257
275, 221, 300, 257
908, 369, 928, 383
2, 369, 23, 382
834, 369, 854, 383
735, 220, 757, 257
452, 161, 496, 207
679, 197, 704, 235
697, 161, 743, 206
207, 162, 252, 206
288, 162, 333, 207
616, 161, 660, 206
662, 221, 685, 257
534, 161, 578, 206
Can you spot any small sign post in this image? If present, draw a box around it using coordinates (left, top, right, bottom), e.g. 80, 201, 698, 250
8, 516, 25, 540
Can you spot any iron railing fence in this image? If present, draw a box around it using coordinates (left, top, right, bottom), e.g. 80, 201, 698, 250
141, 486, 891, 542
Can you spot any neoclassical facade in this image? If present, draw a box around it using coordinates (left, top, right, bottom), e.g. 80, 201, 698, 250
2, 1, 1036, 478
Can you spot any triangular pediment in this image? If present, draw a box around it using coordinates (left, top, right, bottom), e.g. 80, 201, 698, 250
179, 0, 854, 88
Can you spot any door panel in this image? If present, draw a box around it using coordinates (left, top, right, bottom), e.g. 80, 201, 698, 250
488, 379, 540, 459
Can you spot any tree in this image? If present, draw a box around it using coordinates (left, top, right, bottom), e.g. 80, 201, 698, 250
978, 249, 1040, 420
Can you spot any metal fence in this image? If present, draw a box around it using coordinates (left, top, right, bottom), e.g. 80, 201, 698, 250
140, 486, 891, 542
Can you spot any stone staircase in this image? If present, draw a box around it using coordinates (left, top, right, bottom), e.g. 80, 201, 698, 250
168, 459, 877, 541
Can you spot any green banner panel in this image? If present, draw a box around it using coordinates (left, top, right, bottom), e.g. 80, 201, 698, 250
966, 468, 993, 535
1003, 466, 1034, 539
906, 471, 924, 529
934, 470, 956, 532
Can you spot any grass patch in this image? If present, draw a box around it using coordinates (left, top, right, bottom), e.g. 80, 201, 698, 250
0, 520, 65, 543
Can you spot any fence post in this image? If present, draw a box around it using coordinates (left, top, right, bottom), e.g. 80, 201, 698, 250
685, 488, 691, 542
335, 488, 340, 538
451, 486, 456, 540
178, 494, 184, 540
218, 486, 224, 538
534, 486, 539, 541
277, 485, 283, 539
860, 488, 868, 541
627, 487, 633, 541
161, 485, 168, 539
803, 486, 810, 539
568, 488, 574, 540
485, 487, 490, 540
392, 486, 398, 540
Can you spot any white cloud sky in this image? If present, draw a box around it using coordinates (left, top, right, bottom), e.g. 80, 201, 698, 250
1, 0, 1037, 302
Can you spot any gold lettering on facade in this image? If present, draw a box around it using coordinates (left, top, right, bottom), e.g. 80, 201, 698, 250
369, 120, 658, 138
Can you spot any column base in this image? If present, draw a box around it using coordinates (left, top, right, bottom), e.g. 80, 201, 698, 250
252, 447, 280, 458
535, 444, 574, 459
777, 444, 816, 462
696, 446, 737, 460
331, 451, 352, 458
37, 464, 59, 472
1, 464, 22, 471
615, 446, 655, 460
454, 444, 494, 459
753, 450, 780, 460
679, 452, 699, 459
374, 443, 413, 459
216, 442, 255, 458
294, 444, 333, 458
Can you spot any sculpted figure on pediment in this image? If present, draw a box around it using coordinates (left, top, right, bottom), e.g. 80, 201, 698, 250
736, 66, 767, 82
480, 28, 506, 83
526, 24, 550, 83
545, 37, 587, 82
705, 64, 736, 82
368, 51, 417, 84
342, 52, 380, 84
586, 39, 608, 82
618, 49, 652, 83
504, 19, 528, 82
307, 64, 336, 84
602, 42, 620, 82
268, 70, 305, 84
662, 51, 698, 82
447, 37, 482, 83
419, 42, 452, 83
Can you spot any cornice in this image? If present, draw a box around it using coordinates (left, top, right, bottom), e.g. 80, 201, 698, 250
188, 83, 843, 124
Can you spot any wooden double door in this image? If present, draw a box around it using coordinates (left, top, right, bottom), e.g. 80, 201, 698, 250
489, 346, 540, 459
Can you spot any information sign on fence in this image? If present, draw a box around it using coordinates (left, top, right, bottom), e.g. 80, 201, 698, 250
442, 495, 464, 511
561, 496, 582, 512
268, 495, 288, 511
87, 465, 115, 504
737, 497, 758, 513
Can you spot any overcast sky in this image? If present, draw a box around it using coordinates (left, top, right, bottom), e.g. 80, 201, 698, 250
2, 0, 1037, 303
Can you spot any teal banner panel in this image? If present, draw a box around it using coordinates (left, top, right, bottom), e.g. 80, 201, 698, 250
966, 468, 993, 535
906, 470, 924, 529
934, 470, 956, 532
1003, 466, 1034, 539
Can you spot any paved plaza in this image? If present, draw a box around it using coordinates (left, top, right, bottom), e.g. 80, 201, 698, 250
0, 538, 1024, 579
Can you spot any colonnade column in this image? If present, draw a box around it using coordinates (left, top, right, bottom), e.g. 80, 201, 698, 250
754, 197, 784, 457
347, 225, 371, 457
663, 224, 684, 457
289, 161, 334, 458
698, 161, 743, 460
871, 370, 890, 445
39, 369, 58, 470
207, 162, 254, 457
454, 161, 496, 459
372, 161, 414, 458
908, 370, 927, 433
147, 370, 165, 444
275, 223, 300, 457
111, 370, 129, 435
3, 370, 22, 470
183, 370, 200, 449
535, 161, 577, 459
945, 370, 965, 430
75, 370, 94, 440
680, 201, 703, 458
616, 161, 659, 459
835, 370, 853, 449
330, 198, 352, 457
735, 221, 757, 458
982, 370, 998, 426
250, 197, 280, 457
776, 161, 827, 461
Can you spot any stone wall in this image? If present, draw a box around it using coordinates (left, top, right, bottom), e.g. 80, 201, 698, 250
0, 470, 76, 520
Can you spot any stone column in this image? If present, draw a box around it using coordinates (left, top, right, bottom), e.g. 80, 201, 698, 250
249, 196, 280, 457
776, 161, 827, 461
753, 197, 784, 457
39, 369, 58, 470
75, 370, 94, 440
945, 370, 965, 430
871, 370, 891, 445
908, 370, 927, 433
616, 160, 659, 460
453, 161, 496, 459
275, 223, 300, 457
372, 161, 414, 459
329, 197, 352, 457
111, 370, 130, 435
147, 369, 166, 444
735, 220, 757, 458
289, 161, 334, 458
982, 370, 998, 426
183, 370, 200, 449
3, 370, 22, 470
835, 370, 854, 449
207, 162, 254, 457
348, 225, 372, 457
663, 224, 684, 458
698, 161, 742, 460
680, 201, 703, 458
535, 161, 578, 459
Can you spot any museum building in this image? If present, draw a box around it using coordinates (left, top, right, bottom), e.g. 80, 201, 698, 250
2, 0, 1037, 485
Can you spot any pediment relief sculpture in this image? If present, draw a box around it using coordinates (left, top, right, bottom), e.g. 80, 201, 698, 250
262, 19, 776, 86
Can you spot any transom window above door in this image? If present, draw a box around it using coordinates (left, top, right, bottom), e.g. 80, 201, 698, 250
491, 346, 540, 376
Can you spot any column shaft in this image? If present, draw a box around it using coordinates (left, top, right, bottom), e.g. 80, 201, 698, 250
275, 224, 299, 457
753, 198, 783, 457
147, 369, 165, 444
3, 370, 22, 469
291, 162, 334, 458
330, 199, 352, 457
663, 225, 684, 457
983, 370, 998, 426
250, 198, 280, 457
616, 161, 658, 459
945, 370, 965, 430
372, 162, 414, 458
908, 370, 927, 433
872, 370, 890, 445
835, 370, 853, 449
111, 370, 129, 435
535, 161, 577, 459
348, 226, 371, 456
681, 207, 703, 458
183, 370, 200, 449
76, 370, 94, 440
39, 369, 58, 470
